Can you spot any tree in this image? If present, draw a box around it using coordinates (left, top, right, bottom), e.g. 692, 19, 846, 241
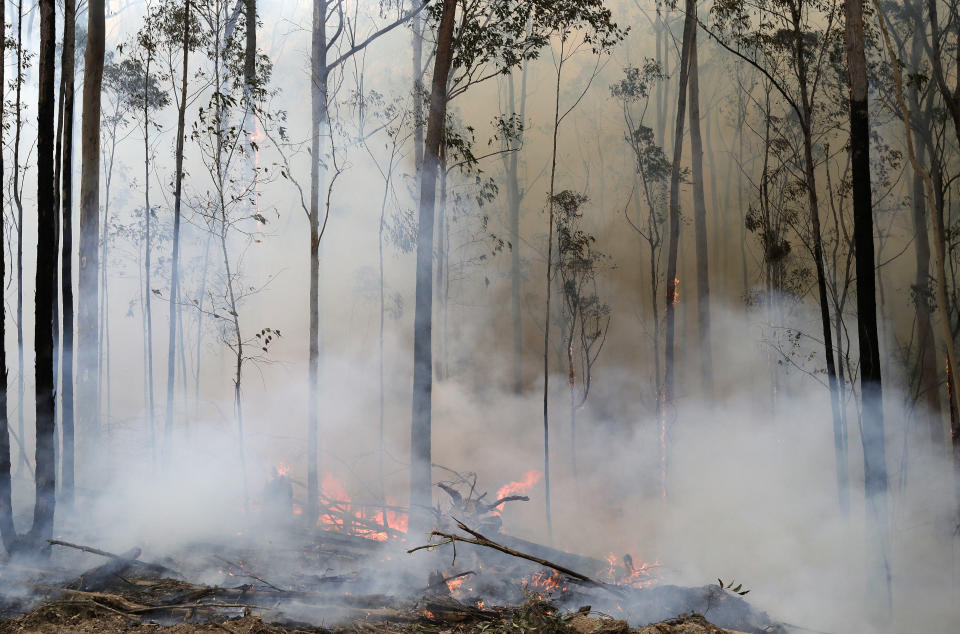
59, 0, 78, 506
0, 0, 12, 555
847, 0, 890, 608
78, 0, 106, 477
553, 191, 610, 479
708, 0, 849, 511
163, 0, 195, 447
33, 0, 57, 550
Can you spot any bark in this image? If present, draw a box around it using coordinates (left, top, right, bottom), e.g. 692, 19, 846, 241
412, 5, 424, 171
926, 0, 960, 151
59, 0, 77, 506
14, 0, 25, 475
848, 0, 890, 609
165, 0, 191, 447
306, 0, 328, 529
33, 0, 57, 548
78, 0, 105, 471
143, 55, 156, 450
411, 0, 456, 532
244, 0, 255, 86
908, 70, 942, 443
663, 0, 696, 496
687, 23, 712, 396
0, 0, 13, 555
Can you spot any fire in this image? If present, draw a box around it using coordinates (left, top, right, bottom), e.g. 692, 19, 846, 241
524, 569, 566, 596
446, 576, 468, 593
274, 462, 291, 478
496, 470, 542, 500
605, 552, 659, 588
421, 610, 436, 619
315, 474, 408, 541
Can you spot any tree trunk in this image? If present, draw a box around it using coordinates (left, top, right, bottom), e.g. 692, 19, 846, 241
244, 0, 255, 86
663, 0, 696, 497
59, 0, 77, 506
848, 0, 891, 610
411, 0, 456, 532
0, 0, 14, 555
790, 0, 848, 514
14, 0, 25, 476
78, 0, 105, 476
165, 0, 191, 448
143, 56, 156, 451
687, 21, 712, 396
306, 0, 329, 529
32, 0, 57, 549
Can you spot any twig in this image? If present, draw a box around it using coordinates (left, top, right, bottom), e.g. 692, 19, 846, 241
408, 520, 622, 596
213, 555, 285, 592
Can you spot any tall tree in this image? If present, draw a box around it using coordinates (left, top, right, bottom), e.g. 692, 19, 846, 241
59, 0, 77, 507
847, 0, 890, 607
0, 0, 13, 555
663, 0, 696, 497
410, 0, 457, 532
33, 0, 58, 549
165, 0, 193, 446
78, 0, 106, 477
686, 13, 712, 395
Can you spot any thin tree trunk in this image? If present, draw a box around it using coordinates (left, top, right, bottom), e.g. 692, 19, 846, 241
411, 0, 456, 532
165, 0, 191, 448
663, 0, 696, 497
306, 0, 328, 528
791, 1, 848, 514
143, 56, 156, 451
59, 0, 76, 505
14, 0, 25, 475
244, 0, 255, 86
850, 0, 891, 610
687, 22, 712, 396
32, 0, 57, 549
78, 0, 105, 475
0, 0, 14, 555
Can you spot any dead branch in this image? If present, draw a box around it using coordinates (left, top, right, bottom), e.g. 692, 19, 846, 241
408, 520, 622, 596
47, 539, 179, 577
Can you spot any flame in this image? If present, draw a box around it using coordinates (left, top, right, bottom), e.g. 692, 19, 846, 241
422, 610, 436, 619
669, 277, 680, 306
274, 462, 291, 478
477, 599, 485, 609
496, 470, 542, 499
446, 576, 468, 593
605, 552, 659, 588
524, 569, 566, 596
316, 474, 408, 541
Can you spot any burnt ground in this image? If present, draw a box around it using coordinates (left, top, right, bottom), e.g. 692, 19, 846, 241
0, 599, 741, 634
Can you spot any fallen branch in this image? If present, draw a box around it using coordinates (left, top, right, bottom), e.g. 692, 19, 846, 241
408, 520, 622, 596
47, 539, 179, 577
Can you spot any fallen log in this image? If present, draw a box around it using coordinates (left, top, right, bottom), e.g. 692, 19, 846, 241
47, 539, 179, 578
408, 520, 623, 597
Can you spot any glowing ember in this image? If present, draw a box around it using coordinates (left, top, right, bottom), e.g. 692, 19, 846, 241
524, 569, 566, 595
446, 576, 468, 593
274, 462, 291, 478
315, 474, 408, 541
605, 552, 659, 588
422, 610, 436, 619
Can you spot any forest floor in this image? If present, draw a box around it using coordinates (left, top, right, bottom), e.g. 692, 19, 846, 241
0, 599, 740, 634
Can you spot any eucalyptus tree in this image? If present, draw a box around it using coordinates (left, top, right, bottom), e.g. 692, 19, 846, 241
708, 0, 850, 511
552, 191, 610, 479
612, 60, 670, 426
408, 0, 624, 535
78, 0, 105, 472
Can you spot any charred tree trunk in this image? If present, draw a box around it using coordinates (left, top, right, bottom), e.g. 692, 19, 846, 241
687, 15, 712, 397
848, 0, 890, 609
663, 0, 696, 496
59, 0, 77, 505
78, 0, 105, 474
0, 0, 13, 555
244, 0, 255, 86
32, 0, 57, 549
411, 0, 456, 531
165, 0, 191, 447
14, 0, 25, 476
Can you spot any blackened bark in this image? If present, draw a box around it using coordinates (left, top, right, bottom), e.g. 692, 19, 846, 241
846, 0, 890, 607
244, 0, 256, 86
60, 0, 77, 505
0, 0, 13, 555
663, 0, 696, 495
411, 0, 456, 530
32, 0, 57, 548
78, 0, 105, 471
687, 24, 712, 396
